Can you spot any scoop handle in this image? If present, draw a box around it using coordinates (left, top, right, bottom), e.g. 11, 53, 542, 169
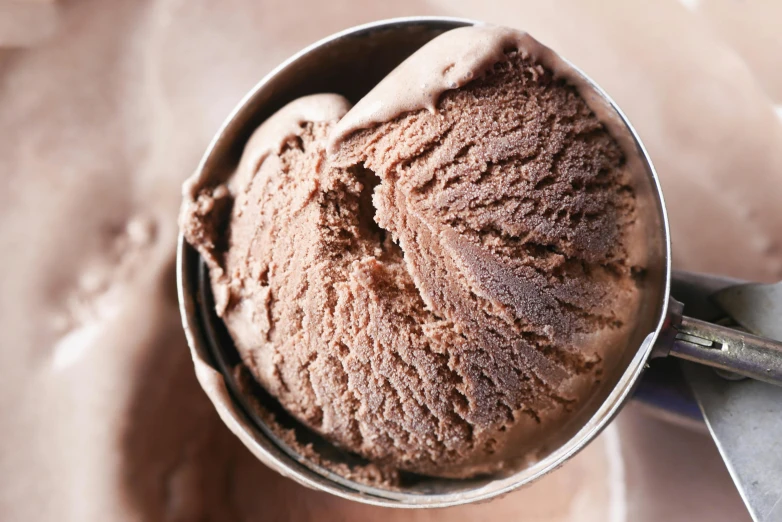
667, 307, 782, 386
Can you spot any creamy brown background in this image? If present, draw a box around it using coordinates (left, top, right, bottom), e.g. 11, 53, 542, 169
2, 0, 779, 520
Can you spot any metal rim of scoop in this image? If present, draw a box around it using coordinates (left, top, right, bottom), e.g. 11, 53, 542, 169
177, 16, 782, 508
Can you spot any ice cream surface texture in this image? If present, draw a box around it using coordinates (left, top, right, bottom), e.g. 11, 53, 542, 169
182, 25, 644, 478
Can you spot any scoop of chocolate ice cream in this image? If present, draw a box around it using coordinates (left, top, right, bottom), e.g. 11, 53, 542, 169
182, 26, 644, 478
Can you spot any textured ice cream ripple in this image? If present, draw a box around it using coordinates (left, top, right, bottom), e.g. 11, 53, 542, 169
182, 50, 643, 478
328, 52, 643, 475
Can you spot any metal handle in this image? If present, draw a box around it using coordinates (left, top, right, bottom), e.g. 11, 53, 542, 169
669, 313, 782, 386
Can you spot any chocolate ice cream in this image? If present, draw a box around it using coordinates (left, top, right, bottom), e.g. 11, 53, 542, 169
182, 25, 644, 478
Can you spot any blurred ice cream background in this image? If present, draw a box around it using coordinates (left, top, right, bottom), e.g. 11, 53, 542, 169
2, 1, 780, 520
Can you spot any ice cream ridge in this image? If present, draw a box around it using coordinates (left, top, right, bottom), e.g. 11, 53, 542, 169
181, 25, 645, 478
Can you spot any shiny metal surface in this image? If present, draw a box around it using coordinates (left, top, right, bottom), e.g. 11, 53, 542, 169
656, 279, 782, 385
716, 283, 782, 341
669, 316, 782, 385
674, 277, 782, 522
629, 270, 719, 433
176, 16, 780, 508
686, 367, 782, 522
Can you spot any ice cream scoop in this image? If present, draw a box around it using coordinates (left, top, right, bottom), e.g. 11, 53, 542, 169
182, 27, 646, 479
177, 17, 782, 507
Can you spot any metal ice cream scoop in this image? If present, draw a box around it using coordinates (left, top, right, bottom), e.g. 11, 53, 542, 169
177, 16, 782, 508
